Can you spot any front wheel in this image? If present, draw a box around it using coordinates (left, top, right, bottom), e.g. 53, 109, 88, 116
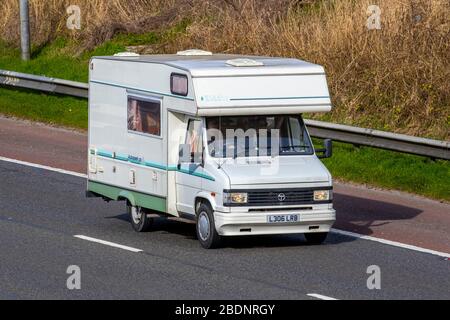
305, 232, 328, 245
196, 203, 222, 249
127, 202, 153, 232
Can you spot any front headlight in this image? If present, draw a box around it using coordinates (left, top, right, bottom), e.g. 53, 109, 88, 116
223, 192, 248, 205
314, 190, 332, 201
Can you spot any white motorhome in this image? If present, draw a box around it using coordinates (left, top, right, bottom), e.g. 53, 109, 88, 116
87, 50, 336, 249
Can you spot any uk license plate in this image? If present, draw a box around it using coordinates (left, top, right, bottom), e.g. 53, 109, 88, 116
267, 214, 300, 223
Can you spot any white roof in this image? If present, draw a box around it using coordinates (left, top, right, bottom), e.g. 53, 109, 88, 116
93, 54, 325, 78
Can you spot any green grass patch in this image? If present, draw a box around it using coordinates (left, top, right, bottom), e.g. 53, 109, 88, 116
0, 38, 90, 82
316, 140, 450, 201
0, 88, 87, 129
0, 20, 190, 82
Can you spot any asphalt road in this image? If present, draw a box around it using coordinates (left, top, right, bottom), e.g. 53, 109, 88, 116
0, 161, 448, 300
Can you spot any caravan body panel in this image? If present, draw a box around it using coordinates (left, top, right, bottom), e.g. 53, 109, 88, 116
87, 53, 335, 232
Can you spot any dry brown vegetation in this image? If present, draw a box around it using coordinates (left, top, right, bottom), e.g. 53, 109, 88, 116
0, 0, 449, 139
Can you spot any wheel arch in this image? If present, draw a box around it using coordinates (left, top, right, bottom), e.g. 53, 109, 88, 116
118, 190, 136, 206
194, 192, 217, 214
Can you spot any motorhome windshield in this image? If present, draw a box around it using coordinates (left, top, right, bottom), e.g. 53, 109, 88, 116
206, 115, 313, 158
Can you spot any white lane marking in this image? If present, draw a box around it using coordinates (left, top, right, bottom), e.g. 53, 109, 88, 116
0, 156, 87, 178
331, 229, 450, 258
74, 235, 143, 253
307, 293, 338, 300
2, 156, 450, 259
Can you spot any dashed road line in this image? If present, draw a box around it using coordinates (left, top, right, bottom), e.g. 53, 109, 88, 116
307, 293, 338, 300
74, 235, 143, 253
331, 229, 450, 259
0, 156, 87, 178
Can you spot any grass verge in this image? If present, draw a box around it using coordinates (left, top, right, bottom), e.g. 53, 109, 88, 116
0, 23, 185, 82
319, 140, 449, 201
0, 88, 87, 129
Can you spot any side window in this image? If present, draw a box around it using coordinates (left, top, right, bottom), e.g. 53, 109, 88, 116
171, 73, 188, 96
288, 116, 309, 153
186, 119, 203, 163
127, 97, 161, 136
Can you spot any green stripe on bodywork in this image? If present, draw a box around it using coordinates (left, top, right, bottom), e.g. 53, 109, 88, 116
145, 161, 167, 171
97, 151, 113, 158
116, 155, 129, 162
230, 96, 330, 101
88, 180, 167, 212
95, 149, 215, 181
176, 168, 216, 181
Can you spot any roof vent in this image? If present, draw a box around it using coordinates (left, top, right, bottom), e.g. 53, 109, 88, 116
114, 52, 140, 57
226, 58, 264, 67
177, 49, 213, 56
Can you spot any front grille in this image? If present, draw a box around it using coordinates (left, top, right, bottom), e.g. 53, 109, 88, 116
225, 187, 332, 207
248, 189, 314, 206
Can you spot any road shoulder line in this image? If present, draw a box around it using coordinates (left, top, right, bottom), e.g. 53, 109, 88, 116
331, 228, 450, 258
0, 156, 87, 178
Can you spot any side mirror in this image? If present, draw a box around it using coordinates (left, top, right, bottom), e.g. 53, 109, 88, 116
317, 139, 333, 159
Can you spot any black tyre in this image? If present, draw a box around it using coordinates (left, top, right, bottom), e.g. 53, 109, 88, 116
196, 203, 222, 249
305, 232, 328, 245
127, 202, 153, 232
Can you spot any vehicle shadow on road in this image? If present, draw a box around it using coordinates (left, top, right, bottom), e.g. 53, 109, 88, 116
107, 213, 354, 249
333, 193, 423, 236
107, 213, 198, 240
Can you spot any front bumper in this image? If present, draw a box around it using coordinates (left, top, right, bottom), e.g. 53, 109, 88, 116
214, 208, 336, 236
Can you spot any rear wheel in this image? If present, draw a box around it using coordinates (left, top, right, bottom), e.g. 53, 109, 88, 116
127, 202, 153, 232
305, 232, 328, 245
196, 203, 222, 249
